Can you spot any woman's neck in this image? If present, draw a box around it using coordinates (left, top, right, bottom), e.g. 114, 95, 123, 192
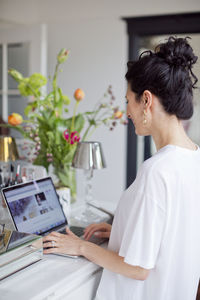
152, 117, 196, 151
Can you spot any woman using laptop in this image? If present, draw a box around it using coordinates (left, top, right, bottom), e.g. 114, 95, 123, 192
43, 36, 200, 300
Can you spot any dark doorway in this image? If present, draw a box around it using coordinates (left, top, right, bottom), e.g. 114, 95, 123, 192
123, 12, 200, 188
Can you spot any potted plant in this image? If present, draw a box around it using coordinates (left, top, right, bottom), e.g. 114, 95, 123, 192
4, 49, 127, 201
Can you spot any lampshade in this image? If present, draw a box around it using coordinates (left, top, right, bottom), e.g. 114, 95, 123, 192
72, 141, 106, 170
0, 136, 19, 162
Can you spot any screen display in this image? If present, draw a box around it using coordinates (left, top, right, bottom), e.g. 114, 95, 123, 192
3, 178, 67, 235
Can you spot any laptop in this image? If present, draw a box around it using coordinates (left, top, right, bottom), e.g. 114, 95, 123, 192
1, 177, 107, 258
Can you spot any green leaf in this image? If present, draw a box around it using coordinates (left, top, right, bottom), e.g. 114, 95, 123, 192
89, 119, 96, 126
18, 78, 33, 96
84, 111, 94, 115
54, 87, 60, 103
33, 155, 49, 170
29, 112, 41, 119
29, 73, 47, 89
63, 114, 85, 134
58, 87, 63, 100
75, 114, 85, 132
63, 95, 71, 105
45, 92, 54, 102
56, 171, 69, 187
24, 104, 33, 116
54, 130, 62, 145
63, 147, 76, 163
56, 168, 76, 191
47, 131, 54, 140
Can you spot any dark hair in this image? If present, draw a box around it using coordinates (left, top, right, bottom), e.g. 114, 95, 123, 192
125, 36, 198, 120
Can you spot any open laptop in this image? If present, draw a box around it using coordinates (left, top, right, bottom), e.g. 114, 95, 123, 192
1, 177, 106, 257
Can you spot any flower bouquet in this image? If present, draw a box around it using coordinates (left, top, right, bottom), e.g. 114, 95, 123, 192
4, 49, 127, 201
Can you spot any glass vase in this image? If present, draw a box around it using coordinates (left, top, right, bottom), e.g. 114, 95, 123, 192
50, 165, 77, 203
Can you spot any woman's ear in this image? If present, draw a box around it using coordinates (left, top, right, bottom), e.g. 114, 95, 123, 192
142, 90, 153, 109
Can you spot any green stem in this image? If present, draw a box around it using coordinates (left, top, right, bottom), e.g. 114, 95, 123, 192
0, 124, 30, 138
93, 95, 105, 112
81, 124, 92, 141
26, 83, 40, 99
95, 109, 111, 121
71, 101, 79, 133
52, 63, 60, 103
81, 106, 103, 141
86, 125, 100, 141
53, 63, 59, 89
82, 107, 109, 141
92, 105, 103, 120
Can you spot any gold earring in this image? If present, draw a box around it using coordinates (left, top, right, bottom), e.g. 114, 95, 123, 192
143, 110, 147, 125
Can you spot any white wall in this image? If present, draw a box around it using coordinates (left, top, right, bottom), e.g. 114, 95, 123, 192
0, 0, 200, 208
47, 19, 127, 205
1, 0, 200, 22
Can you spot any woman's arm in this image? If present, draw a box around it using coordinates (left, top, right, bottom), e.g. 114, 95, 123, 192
80, 239, 150, 280
43, 228, 150, 281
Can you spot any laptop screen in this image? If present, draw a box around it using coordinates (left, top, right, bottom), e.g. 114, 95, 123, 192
2, 177, 67, 235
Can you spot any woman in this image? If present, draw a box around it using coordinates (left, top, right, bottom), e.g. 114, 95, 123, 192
43, 37, 200, 300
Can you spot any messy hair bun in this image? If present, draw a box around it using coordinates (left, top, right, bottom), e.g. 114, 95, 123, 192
125, 36, 198, 119
156, 36, 198, 86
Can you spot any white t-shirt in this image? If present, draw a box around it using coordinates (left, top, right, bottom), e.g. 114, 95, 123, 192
96, 145, 200, 300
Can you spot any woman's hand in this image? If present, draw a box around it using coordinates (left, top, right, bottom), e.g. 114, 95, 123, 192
83, 222, 112, 241
43, 224, 149, 281
43, 227, 84, 256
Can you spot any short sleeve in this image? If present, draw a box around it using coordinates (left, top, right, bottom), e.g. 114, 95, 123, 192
118, 164, 166, 269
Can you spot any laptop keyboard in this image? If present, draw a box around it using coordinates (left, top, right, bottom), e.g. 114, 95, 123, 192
70, 226, 85, 237
59, 226, 106, 245
59, 226, 84, 237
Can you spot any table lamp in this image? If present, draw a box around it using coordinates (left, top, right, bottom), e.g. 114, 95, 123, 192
0, 136, 19, 162
0, 136, 19, 202
72, 141, 106, 223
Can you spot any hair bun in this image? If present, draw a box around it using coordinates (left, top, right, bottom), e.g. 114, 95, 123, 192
156, 36, 198, 69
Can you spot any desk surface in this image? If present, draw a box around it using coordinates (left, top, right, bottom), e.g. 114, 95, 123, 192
0, 249, 105, 300
0, 196, 115, 299
0, 199, 112, 300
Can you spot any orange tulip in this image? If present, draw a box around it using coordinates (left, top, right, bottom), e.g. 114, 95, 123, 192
8, 113, 23, 126
74, 88, 85, 101
114, 111, 123, 119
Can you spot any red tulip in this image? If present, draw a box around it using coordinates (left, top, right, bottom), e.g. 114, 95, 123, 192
63, 130, 80, 145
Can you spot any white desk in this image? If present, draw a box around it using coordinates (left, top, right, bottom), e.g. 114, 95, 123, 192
0, 199, 115, 300
0, 250, 104, 300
